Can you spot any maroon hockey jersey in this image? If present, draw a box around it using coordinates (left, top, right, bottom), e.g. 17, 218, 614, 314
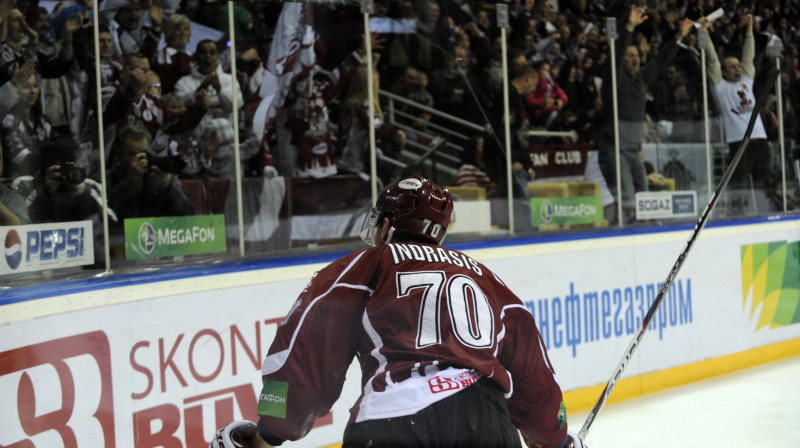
259, 243, 567, 447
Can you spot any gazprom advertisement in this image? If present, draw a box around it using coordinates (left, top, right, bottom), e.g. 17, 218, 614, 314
1, 221, 94, 275
0, 221, 798, 447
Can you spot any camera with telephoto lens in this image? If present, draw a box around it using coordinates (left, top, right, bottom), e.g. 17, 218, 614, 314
145, 153, 186, 174
57, 161, 87, 184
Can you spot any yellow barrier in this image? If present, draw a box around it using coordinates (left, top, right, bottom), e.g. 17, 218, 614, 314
446, 186, 487, 201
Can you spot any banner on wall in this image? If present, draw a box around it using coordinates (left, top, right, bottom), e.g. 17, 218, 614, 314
635, 191, 697, 220
741, 240, 800, 329
0, 221, 93, 275
530, 196, 603, 227
0, 228, 798, 447
124, 215, 226, 260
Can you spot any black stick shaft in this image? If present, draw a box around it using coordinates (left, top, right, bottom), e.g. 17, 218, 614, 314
578, 67, 779, 442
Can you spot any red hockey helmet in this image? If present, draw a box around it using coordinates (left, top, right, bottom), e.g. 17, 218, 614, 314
360, 175, 454, 246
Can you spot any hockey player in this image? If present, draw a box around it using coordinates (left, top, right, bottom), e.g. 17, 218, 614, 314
211, 175, 587, 448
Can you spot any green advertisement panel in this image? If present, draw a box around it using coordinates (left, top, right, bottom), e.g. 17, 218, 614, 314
124, 215, 226, 260
531, 196, 604, 227
741, 240, 800, 330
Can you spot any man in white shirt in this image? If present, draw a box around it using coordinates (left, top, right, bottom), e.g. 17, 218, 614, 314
700, 14, 776, 214
174, 39, 244, 133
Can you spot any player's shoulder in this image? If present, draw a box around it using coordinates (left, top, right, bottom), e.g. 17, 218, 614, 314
323, 246, 388, 273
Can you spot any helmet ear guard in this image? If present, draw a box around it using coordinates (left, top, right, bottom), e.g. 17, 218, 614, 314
360, 175, 454, 246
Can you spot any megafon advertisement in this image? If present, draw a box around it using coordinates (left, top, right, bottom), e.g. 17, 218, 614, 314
0, 228, 798, 447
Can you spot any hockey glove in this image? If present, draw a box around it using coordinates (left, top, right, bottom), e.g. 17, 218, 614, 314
566, 431, 589, 448
209, 420, 258, 448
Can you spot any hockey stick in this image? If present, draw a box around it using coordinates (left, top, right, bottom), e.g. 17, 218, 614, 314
578, 66, 781, 442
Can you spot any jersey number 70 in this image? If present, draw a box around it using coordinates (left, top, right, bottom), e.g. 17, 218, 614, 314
396, 271, 494, 350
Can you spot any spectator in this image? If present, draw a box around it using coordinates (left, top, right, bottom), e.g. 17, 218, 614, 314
700, 14, 777, 213
96, 25, 123, 86
384, 0, 432, 85
484, 36, 505, 98
387, 65, 417, 99
155, 91, 200, 178
405, 70, 435, 143
0, 60, 36, 122
431, 10, 458, 64
102, 52, 209, 159
525, 61, 568, 129
649, 63, 698, 142
152, 13, 193, 95
194, 117, 260, 180
217, 0, 254, 43
274, 35, 379, 178
385, 65, 420, 131
28, 6, 80, 136
408, 70, 434, 109
0, 7, 74, 87
1, 72, 53, 178
174, 40, 243, 145
460, 21, 492, 67
596, 6, 693, 224
556, 58, 598, 119
546, 109, 580, 144
25, 134, 111, 224
431, 46, 491, 129
99, 0, 163, 60
457, 135, 494, 192
77, 26, 123, 148
485, 65, 539, 198
148, 70, 162, 97
338, 64, 406, 184
0, 144, 30, 225
105, 124, 193, 219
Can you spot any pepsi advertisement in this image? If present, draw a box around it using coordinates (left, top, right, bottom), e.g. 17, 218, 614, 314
1, 221, 94, 275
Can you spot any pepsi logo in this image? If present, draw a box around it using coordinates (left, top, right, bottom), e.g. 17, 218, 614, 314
4, 229, 22, 270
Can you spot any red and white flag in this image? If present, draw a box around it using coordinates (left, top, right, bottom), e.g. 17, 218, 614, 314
253, 3, 316, 168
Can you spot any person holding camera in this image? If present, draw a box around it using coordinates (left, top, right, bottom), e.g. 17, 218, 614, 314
24, 134, 111, 224
106, 124, 193, 220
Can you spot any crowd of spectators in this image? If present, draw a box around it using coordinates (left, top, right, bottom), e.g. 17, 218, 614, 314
0, 0, 798, 235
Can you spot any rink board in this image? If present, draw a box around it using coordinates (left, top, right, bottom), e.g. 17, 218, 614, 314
0, 216, 798, 448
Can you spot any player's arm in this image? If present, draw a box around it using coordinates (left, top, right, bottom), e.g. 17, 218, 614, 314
493, 299, 566, 447
258, 251, 372, 443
